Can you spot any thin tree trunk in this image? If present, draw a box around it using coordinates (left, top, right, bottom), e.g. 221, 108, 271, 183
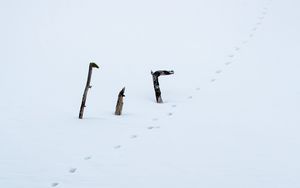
151, 70, 174, 103
79, 62, 99, 119
115, 87, 125, 115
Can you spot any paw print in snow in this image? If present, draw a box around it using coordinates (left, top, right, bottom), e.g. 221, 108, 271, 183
51, 183, 59, 187
69, 168, 77, 173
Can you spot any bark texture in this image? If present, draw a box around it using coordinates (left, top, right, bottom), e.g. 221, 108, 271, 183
151, 70, 174, 103
115, 87, 125, 115
79, 62, 99, 119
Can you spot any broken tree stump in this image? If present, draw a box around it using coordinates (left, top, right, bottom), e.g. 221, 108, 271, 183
115, 87, 125, 115
151, 70, 174, 103
79, 62, 99, 119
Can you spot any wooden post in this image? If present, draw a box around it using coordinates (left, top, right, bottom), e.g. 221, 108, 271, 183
151, 70, 174, 103
79, 62, 99, 119
115, 87, 125, 115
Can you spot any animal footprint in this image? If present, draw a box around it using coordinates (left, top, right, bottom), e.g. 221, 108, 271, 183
69, 168, 77, 173
84, 156, 92, 160
216, 70, 222, 74
148, 126, 160, 130
171, 104, 177, 108
196, 87, 200, 91
188, 96, 193, 99
228, 54, 235, 58
253, 27, 257, 31
114, 145, 121, 149
152, 118, 158, 121
168, 112, 173, 116
235, 47, 240, 51
131, 135, 138, 139
51, 183, 59, 187
225, 62, 232, 65
211, 79, 216, 82
242, 40, 248, 44
249, 33, 254, 38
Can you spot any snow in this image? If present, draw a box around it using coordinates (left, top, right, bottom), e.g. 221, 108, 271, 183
1, 0, 300, 187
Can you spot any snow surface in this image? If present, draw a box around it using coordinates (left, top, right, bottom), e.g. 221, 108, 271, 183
1, 0, 300, 187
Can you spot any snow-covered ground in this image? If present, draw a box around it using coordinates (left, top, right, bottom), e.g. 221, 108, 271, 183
1, 0, 300, 187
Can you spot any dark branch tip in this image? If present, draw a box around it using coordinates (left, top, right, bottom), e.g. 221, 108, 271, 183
90, 62, 99, 69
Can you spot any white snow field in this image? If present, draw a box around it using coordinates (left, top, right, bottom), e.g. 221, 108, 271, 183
1, 0, 300, 187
